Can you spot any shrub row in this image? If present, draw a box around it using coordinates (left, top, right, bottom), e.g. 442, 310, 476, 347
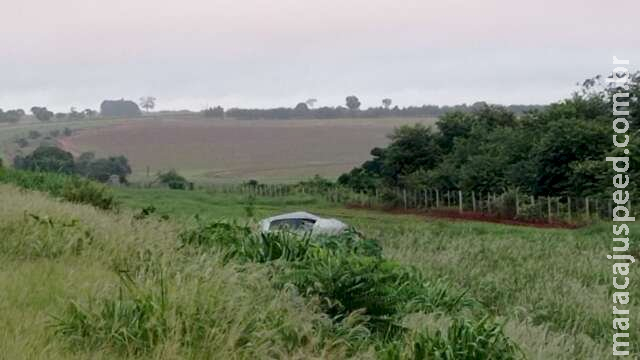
0, 168, 117, 210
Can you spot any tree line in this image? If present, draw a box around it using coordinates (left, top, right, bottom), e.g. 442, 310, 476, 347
338, 73, 640, 199
204, 96, 545, 120
13, 146, 132, 184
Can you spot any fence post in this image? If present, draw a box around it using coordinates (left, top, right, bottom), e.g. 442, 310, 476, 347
567, 197, 572, 221
515, 192, 520, 216
472, 191, 476, 212
424, 189, 429, 209
458, 191, 463, 213
585, 197, 590, 218
403, 189, 408, 210
487, 192, 491, 213
436, 189, 440, 208
547, 196, 552, 223
447, 190, 451, 208
609, 200, 613, 218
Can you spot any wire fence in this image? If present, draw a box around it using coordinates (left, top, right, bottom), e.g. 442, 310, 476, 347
187, 183, 618, 224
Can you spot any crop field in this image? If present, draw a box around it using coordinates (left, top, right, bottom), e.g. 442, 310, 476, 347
55, 117, 437, 183
0, 117, 138, 164
0, 174, 637, 359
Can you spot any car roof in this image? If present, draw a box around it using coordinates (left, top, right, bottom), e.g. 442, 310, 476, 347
262, 211, 322, 223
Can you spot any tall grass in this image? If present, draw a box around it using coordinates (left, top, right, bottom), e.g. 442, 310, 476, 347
0, 167, 116, 210
1, 183, 635, 358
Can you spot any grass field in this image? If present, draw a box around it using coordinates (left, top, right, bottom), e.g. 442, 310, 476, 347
0, 181, 636, 359
54, 117, 437, 183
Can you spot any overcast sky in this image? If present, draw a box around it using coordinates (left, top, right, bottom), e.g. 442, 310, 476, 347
1, 0, 639, 112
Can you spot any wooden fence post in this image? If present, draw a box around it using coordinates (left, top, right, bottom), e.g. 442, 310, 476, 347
515, 192, 520, 216
567, 197, 572, 221
585, 197, 590, 218
436, 190, 440, 208
459, 191, 463, 213
403, 189, 408, 210
472, 191, 476, 212
424, 189, 429, 209
547, 196, 552, 223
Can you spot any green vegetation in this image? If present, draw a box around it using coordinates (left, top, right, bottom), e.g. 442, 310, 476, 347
100, 99, 142, 117
339, 74, 640, 201
0, 167, 116, 210
13, 146, 132, 184
0, 108, 25, 123
0, 183, 635, 358
156, 169, 190, 189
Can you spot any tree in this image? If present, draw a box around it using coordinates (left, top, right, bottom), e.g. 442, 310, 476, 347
382, 98, 392, 109
139, 96, 157, 112
203, 106, 224, 118
305, 98, 318, 108
345, 96, 361, 111
30, 106, 54, 122
85, 156, 132, 183
294, 102, 309, 112
14, 146, 75, 174
0, 109, 23, 123
100, 99, 142, 117
156, 170, 188, 190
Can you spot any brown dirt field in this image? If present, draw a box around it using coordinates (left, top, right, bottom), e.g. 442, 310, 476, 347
59, 117, 437, 183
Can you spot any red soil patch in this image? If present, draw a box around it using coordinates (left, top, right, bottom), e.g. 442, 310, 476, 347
347, 204, 580, 229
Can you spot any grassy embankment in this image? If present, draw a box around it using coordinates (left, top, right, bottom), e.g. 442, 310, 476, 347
0, 174, 637, 358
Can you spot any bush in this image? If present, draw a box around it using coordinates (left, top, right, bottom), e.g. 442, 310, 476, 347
28, 130, 42, 139
279, 251, 474, 335
382, 317, 523, 359
156, 170, 188, 190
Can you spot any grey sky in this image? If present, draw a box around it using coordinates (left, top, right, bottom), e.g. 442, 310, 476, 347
1, 0, 639, 112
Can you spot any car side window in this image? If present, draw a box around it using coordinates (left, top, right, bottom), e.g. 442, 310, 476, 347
269, 218, 316, 231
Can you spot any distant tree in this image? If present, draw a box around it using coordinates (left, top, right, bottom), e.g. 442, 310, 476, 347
294, 102, 309, 111
345, 96, 361, 111
305, 98, 318, 108
0, 109, 24, 123
68, 107, 85, 121
85, 156, 132, 183
382, 98, 392, 109
30, 106, 54, 122
156, 169, 188, 190
14, 146, 75, 174
139, 96, 157, 112
202, 106, 224, 118
55, 112, 67, 120
100, 99, 142, 117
